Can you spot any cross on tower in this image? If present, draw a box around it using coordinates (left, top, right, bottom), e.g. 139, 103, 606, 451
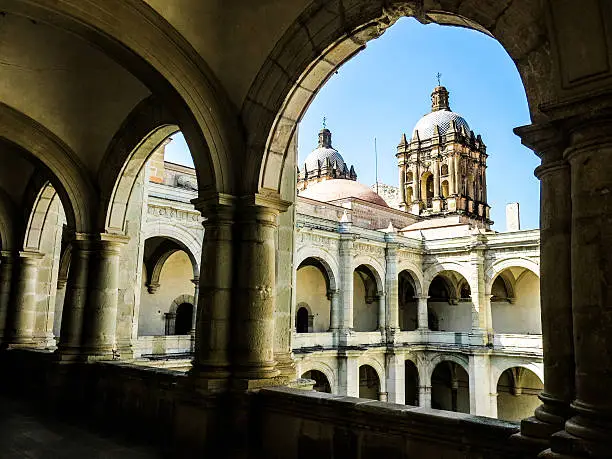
436, 72, 442, 86
322, 116, 326, 129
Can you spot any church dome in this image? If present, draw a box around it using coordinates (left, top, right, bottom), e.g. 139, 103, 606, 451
300, 179, 389, 207
303, 128, 347, 174
412, 109, 470, 140
410, 85, 470, 141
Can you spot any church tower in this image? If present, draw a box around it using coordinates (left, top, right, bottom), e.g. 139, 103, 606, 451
396, 86, 491, 226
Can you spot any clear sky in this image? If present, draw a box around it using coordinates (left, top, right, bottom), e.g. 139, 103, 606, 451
166, 17, 540, 230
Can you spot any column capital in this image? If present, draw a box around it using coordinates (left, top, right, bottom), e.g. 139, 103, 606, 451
191, 192, 237, 213
414, 295, 429, 300
239, 192, 292, 213
191, 277, 200, 287
514, 122, 569, 165
18, 250, 44, 262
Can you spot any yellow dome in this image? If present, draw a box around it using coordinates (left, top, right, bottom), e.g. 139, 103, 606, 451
300, 179, 388, 207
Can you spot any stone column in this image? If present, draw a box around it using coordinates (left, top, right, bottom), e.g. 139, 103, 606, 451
57, 235, 92, 360
386, 352, 405, 404
377, 291, 385, 331
416, 296, 429, 330
469, 353, 494, 417
328, 289, 341, 330
0, 251, 14, 343
190, 277, 199, 336
454, 155, 461, 195
338, 352, 359, 397
418, 385, 431, 408
512, 123, 574, 448
546, 119, 612, 457
449, 156, 456, 195
399, 163, 406, 205
190, 199, 234, 386
415, 163, 421, 201
4, 251, 44, 346
469, 242, 490, 342
232, 195, 290, 383
80, 234, 128, 359
385, 238, 399, 335
339, 234, 354, 336
433, 157, 441, 198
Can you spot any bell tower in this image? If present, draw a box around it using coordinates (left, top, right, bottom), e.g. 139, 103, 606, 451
396, 86, 491, 227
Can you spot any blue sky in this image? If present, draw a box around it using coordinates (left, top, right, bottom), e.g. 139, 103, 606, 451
165, 17, 539, 230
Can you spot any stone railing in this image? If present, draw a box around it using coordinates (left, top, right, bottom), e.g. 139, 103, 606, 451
253, 386, 521, 458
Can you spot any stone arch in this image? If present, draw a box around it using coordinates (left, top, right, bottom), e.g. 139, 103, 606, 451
143, 222, 202, 276
295, 247, 340, 291
57, 244, 72, 290
353, 257, 385, 293
22, 182, 60, 252
0, 104, 95, 233
423, 262, 474, 295
299, 361, 336, 393
98, 96, 180, 233
243, 0, 550, 195
491, 360, 544, 390
2, 1, 241, 195
485, 258, 540, 293
397, 263, 424, 296
426, 353, 469, 384
144, 237, 200, 292
357, 356, 386, 394
169, 294, 195, 315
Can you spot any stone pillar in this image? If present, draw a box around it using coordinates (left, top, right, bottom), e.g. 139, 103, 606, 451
433, 156, 441, 198
338, 353, 359, 397
377, 291, 385, 331
454, 155, 461, 195
469, 242, 490, 342
469, 353, 494, 417
232, 196, 290, 383
416, 296, 429, 330
80, 234, 128, 359
4, 251, 44, 346
449, 156, 456, 195
339, 234, 354, 334
418, 385, 431, 408
399, 163, 406, 205
512, 123, 575, 448
385, 239, 399, 335
57, 235, 92, 360
328, 289, 341, 330
386, 352, 405, 404
190, 199, 234, 386
0, 251, 14, 343
190, 277, 199, 336
545, 119, 612, 457
415, 163, 421, 201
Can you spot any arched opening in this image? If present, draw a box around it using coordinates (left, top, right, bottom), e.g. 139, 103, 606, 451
296, 306, 310, 333
139, 236, 197, 337
302, 370, 331, 393
296, 258, 332, 333
405, 360, 419, 406
353, 265, 380, 332
431, 361, 470, 413
497, 367, 543, 422
398, 270, 418, 331
358, 364, 380, 400
174, 303, 193, 335
428, 271, 472, 332
406, 171, 413, 183
441, 164, 449, 176
421, 172, 434, 207
491, 267, 541, 334
441, 180, 450, 199
406, 185, 413, 203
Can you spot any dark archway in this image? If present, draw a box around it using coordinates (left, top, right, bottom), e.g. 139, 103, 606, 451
431, 361, 470, 413
302, 370, 331, 393
405, 360, 419, 406
175, 303, 193, 335
398, 270, 417, 331
296, 306, 309, 333
359, 364, 380, 400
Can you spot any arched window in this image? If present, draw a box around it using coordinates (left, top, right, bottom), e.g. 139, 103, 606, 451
174, 303, 193, 335
359, 365, 380, 400
406, 185, 413, 203
441, 180, 450, 198
296, 306, 309, 333
406, 171, 414, 183
441, 164, 449, 175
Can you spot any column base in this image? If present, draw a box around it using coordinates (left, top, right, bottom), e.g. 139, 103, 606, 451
231, 375, 290, 391
274, 352, 296, 379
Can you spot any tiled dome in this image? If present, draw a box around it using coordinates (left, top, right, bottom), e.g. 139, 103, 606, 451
302, 128, 347, 175
300, 179, 388, 207
412, 109, 470, 141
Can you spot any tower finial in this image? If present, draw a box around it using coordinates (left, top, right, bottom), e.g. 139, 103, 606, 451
431, 85, 450, 111
322, 116, 326, 130
436, 72, 442, 87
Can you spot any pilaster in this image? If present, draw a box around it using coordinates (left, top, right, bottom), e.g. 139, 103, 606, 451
0, 250, 14, 343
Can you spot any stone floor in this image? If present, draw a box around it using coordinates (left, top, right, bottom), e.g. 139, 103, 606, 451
0, 395, 163, 458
